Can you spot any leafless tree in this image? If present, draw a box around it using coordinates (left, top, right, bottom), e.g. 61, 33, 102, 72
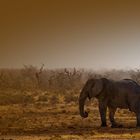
35, 64, 44, 87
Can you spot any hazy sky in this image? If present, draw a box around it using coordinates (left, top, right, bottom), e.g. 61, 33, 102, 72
1, 0, 140, 69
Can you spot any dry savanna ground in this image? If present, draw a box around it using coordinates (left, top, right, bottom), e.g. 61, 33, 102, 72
0, 91, 140, 140
1, 67, 140, 139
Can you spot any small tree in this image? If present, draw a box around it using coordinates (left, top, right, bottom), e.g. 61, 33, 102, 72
35, 64, 44, 88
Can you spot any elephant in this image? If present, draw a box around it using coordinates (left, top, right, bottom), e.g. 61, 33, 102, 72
79, 78, 140, 128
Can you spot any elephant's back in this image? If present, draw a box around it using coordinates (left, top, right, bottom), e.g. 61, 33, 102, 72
123, 79, 139, 86
120, 79, 140, 94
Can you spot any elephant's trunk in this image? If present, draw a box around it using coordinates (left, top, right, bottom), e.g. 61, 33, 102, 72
79, 91, 88, 118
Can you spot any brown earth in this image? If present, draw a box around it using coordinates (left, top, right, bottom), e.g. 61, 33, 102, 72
0, 99, 140, 140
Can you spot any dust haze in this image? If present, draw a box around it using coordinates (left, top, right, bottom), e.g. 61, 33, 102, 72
1, 0, 140, 140
1, 0, 140, 69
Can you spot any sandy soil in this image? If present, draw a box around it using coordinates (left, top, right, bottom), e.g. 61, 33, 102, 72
0, 102, 140, 140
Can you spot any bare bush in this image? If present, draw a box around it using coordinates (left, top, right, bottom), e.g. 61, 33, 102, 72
49, 95, 59, 105
130, 69, 140, 84
64, 94, 78, 104
38, 95, 48, 102
0, 91, 34, 105
0, 65, 139, 95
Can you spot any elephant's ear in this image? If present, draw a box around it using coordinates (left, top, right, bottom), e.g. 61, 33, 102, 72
90, 79, 103, 97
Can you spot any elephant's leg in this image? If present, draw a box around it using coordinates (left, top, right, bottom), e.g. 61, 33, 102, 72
109, 107, 123, 128
108, 107, 117, 127
99, 102, 107, 127
135, 102, 140, 127
136, 113, 140, 127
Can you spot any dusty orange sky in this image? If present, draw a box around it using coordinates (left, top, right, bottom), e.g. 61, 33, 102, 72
1, 0, 140, 69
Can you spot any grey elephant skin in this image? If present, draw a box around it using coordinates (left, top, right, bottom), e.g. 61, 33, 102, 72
79, 78, 140, 128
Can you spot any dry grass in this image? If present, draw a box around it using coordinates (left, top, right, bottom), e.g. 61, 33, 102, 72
0, 93, 139, 140
0, 67, 140, 139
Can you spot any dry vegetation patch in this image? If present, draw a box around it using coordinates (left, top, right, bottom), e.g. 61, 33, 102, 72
0, 67, 140, 139
0, 98, 139, 139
